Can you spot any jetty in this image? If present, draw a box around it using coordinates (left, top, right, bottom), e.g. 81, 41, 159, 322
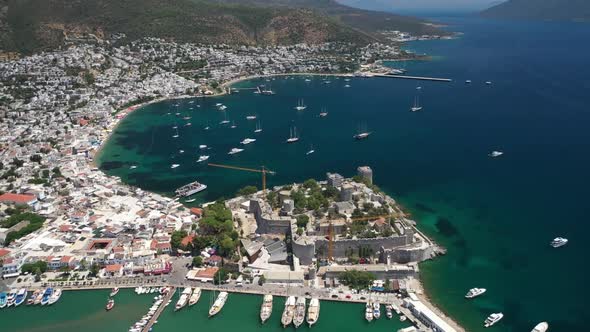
141, 286, 175, 332
373, 74, 452, 82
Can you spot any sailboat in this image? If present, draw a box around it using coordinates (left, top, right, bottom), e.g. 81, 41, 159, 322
254, 121, 262, 133
231, 121, 237, 129
319, 108, 328, 117
286, 127, 300, 143
306, 144, 315, 155
411, 91, 423, 112
295, 99, 307, 111
354, 123, 372, 140
220, 113, 230, 125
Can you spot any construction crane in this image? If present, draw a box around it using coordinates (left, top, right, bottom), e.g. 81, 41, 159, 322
208, 163, 276, 194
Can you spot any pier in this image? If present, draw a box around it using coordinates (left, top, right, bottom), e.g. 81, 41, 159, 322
373, 74, 452, 82
141, 286, 175, 332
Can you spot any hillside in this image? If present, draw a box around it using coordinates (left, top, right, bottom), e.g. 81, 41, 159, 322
481, 0, 590, 21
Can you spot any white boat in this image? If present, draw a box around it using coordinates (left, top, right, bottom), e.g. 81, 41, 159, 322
465, 288, 487, 299
199, 145, 208, 149
170, 164, 180, 169
484, 313, 504, 327
531, 322, 549, 332
189, 288, 202, 306
486, 81, 492, 85
197, 155, 210, 163
365, 302, 374, 322
208, 292, 228, 317
220, 119, 230, 125
295, 99, 307, 111
550, 237, 568, 248
373, 301, 381, 319
175, 181, 207, 197
175, 287, 192, 311
260, 294, 273, 324
293, 297, 306, 328
48, 289, 62, 305
179, 149, 185, 154
307, 298, 320, 327
286, 127, 300, 143
246, 115, 257, 120
306, 145, 315, 155
344, 84, 351, 88
14, 288, 27, 307
488, 150, 504, 158
185, 198, 196, 203
466, 80, 472, 84
354, 132, 371, 140
281, 296, 296, 327
411, 92, 423, 112
385, 304, 393, 319
240, 138, 256, 145
228, 148, 244, 155
231, 121, 237, 129
254, 121, 263, 133
129, 165, 138, 169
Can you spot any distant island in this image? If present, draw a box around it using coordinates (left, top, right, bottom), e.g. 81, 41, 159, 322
481, 0, 590, 21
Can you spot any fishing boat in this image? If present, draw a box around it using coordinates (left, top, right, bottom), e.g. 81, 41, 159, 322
14, 288, 27, 307
40, 288, 53, 306
293, 297, 306, 328
260, 294, 273, 324
106, 298, 115, 311
294, 99, 307, 111
48, 289, 62, 305
307, 298, 320, 327
208, 292, 228, 317
175, 287, 192, 311
6, 289, 17, 307
410, 92, 423, 112
286, 127, 300, 143
110, 287, 120, 297
0, 291, 8, 308
27, 289, 41, 305
254, 121, 263, 133
188, 288, 201, 306
281, 296, 296, 327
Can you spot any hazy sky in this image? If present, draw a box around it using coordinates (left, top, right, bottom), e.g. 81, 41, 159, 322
338, 0, 501, 12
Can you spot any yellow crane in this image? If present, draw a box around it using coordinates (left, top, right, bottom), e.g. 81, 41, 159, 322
208, 163, 276, 194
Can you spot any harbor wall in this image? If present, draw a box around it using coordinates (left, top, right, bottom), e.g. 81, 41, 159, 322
314, 235, 414, 259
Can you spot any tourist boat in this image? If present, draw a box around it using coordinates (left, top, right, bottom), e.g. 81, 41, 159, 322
286, 127, 300, 143
385, 304, 393, 319
175, 180, 207, 197
240, 138, 256, 145
465, 288, 487, 299
197, 155, 210, 163
260, 294, 273, 324
27, 289, 41, 305
14, 288, 27, 307
365, 302, 374, 322
293, 297, 306, 328
48, 289, 62, 305
175, 287, 192, 311
110, 287, 120, 297
550, 237, 568, 248
281, 296, 296, 327
294, 99, 307, 111
484, 313, 504, 327
41, 288, 53, 306
106, 298, 115, 311
531, 322, 549, 332
0, 291, 7, 308
306, 145, 315, 155
188, 288, 201, 306
373, 301, 381, 319
254, 121, 262, 133
208, 291, 228, 317
228, 148, 244, 155
170, 164, 180, 169
307, 298, 320, 327
488, 151, 504, 158
410, 92, 423, 112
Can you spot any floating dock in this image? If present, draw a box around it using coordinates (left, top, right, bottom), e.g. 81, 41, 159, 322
373, 74, 452, 82
141, 287, 175, 332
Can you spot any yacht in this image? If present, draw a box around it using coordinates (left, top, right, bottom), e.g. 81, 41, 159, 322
354, 132, 371, 140
175, 287, 192, 311
6, 289, 17, 307
293, 297, 306, 328
531, 322, 549, 332
188, 287, 202, 306
170, 164, 180, 169
240, 138, 256, 145
550, 237, 568, 248
281, 296, 296, 327
489, 151, 504, 158
254, 121, 263, 133
411, 92, 423, 112
373, 301, 381, 319
199, 145, 208, 149
465, 288, 487, 299
307, 298, 320, 327
0, 291, 7, 308
208, 291, 228, 317
365, 302, 374, 322
14, 288, 27, 307
246, 115, 257, 120
295, 99, 307, 111
260, 294, 273, 324
228, 148, 244, 155
286, 127, 300, 143
385, 304, 393, 319
48, 289, 62, 305
197, 155, 210, 163
106, 298, 115, 311
484, 313, 504, 327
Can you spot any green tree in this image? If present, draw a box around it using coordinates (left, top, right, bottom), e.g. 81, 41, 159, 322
258, 275, 266, 286
237, 185, 258, 196
339, 270, 375, 290
296, 215, 309, 228
192, 256, 203, 267
171, 230, 188, 250
213, 268, 229, 285
89, 263, 100, 277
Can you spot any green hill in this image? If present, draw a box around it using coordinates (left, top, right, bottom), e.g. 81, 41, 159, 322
481, 0, 590, 21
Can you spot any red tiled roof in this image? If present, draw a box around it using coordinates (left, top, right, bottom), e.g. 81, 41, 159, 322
105, 264, 122, 272
195, 267, 219, 279
59, 224, 73, 232
0, 193, 36, 204
181, 235, 195, 247
60, 256, 72, 263
0, 248, 11, 257
190, 208, 203, 216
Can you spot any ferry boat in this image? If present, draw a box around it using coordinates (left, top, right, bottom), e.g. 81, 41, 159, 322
385, 304, 393, 319
465, 288, 487, 299
550, 237, 568, 248
488, 151, 504, 158
14, 288, 27, 307
286, 127, 300, 143
240, 138, 256, 145
293, 297, 306, 328
189, 288, 202, 306
208, 291, 228, 317
281, 296, 296, 327
410, 93, 423, 112
27, 289, 41, 305
0, 291, 7, 308
373, 301, 381, 319
484, 312, 503, 327
294, 99, 307, 111
106, 298, 115, 311
228, 148, 244, 155
110, 287, 120, 297
170, 164, 180, 169
197, 155, 210, 163
41, 288, 53, 305
175, 287, 192, 311
260, 294, 273, 324
48, 289, 62, 305
175, 180, 207, 197
365, 302, 374, 322
531, 322, 549, 332
307, 298, 320, 327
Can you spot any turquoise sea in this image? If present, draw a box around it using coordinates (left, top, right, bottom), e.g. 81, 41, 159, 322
94, 16, 590, 332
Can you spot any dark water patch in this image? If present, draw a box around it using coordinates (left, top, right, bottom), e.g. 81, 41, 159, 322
99, 161, 125, 171
415, 202, 436, 213
436, 216, 459, 237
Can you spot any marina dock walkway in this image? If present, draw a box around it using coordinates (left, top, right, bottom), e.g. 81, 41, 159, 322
141, 286, 175, 332
373, 74, 452, 82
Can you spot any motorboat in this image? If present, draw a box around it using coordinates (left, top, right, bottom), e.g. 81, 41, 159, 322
465, 288, 487, 299
14, 288, 27, 307
189, 288, 202, 306
260, 294, 273, 324
106, 298, 115, 311
228, 148, 244, 155
385, 304, 393, 319
170, 164, 180, 169
246, 115, 257, 120
110, 288, 120, 297
0, 291, 7, 308
175, 287, 192, 311
365, 302, 373, 322
488, 151, 503, 158
197, 155, 210, 163
48, 289, 62, 305
240, 138, 256, 145
307, 298, 320, 327
531, 322, 549, 332
373, 301, 381, 319
199, 145, 208, 149
484, 313, 503, 327
550, 237, 568, 248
